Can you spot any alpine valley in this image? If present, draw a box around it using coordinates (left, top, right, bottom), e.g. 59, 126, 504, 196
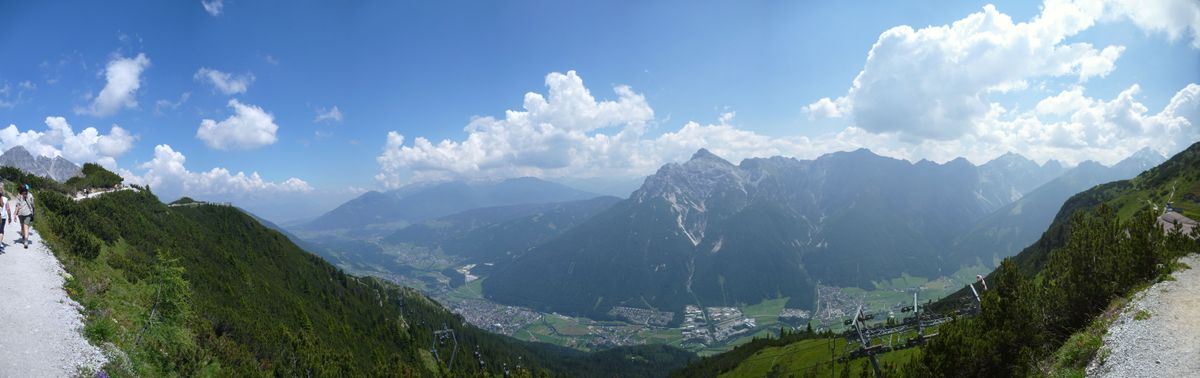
291, 146, 1164, 351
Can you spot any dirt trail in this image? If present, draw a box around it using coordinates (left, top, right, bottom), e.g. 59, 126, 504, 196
1088, 254, 1200, 377
0, 219, 107, 377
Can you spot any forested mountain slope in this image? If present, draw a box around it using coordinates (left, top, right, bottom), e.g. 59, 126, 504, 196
910, 142, 1200, 377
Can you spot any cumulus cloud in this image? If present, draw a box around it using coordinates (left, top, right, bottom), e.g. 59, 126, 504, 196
77, 53, 150, 117
806, 0, 1200, 141
194, 68, 254, 95
803, 97, 848, 119
1106, 0, 1200, 48
806, 2, 1129, 140
196, 99, 279, 150
374, 73, 876, 187
376, 70, 654, 187
314, 106, 343, 123
127, 144, 312, 197
0, 116, 136, 168
846, 83, 1200, 165
201, 0, 223, 16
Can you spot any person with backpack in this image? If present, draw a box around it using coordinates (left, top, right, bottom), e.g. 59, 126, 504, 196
13, 184, 34, 249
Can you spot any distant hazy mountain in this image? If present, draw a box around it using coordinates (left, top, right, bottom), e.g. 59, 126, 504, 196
483, 148, 1060, 316
298, 177, 599, 233
550, 176, 646, 198
384, 195, 621, 264
0, 146, 82, 182
977, 152, 1066, 211
950, 147, 1167, 264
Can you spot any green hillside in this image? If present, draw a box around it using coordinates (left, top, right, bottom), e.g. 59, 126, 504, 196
669, 329, 914, 378
907, 142, 1200, 377
26, 168, 693, 377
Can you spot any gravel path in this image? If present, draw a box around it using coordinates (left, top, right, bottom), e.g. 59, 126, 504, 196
1087, 254, 1200, 378
0, 220, 107, 377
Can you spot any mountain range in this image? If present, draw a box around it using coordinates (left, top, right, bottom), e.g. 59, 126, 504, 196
0, 146, 82, 182
294, 147, 1162, 319
481, 148, 1072, 316
680, 142, 1199, 378
298, 177, 600, 235
382, 195, 622, 264
948, 148, 1166, 264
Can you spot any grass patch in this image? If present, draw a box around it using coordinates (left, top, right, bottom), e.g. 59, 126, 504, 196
716, 337, 915, 378
1133, 309, 1151, 321
1051, 330, 1103, 376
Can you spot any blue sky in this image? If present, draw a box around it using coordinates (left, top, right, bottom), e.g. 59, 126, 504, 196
0, 0, 1197, 222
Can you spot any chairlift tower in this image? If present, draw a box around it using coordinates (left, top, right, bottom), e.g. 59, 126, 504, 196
850, 304, 883, 378
431, 324, 458, 371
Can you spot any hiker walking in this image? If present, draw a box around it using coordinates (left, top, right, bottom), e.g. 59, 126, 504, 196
0, 187, 7, 247
0, 187, 8, 246
13, 185, 34, 249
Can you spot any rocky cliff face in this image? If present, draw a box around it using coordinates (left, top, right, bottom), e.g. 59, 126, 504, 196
0, 146, 82, 182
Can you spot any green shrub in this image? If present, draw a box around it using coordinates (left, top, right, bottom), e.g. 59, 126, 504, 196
65, 163, 123, 192
85, 316, 117, 342
1055, 331, 1102, 370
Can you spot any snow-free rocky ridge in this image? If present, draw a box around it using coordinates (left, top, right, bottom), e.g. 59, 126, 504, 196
0, 217, 107, 376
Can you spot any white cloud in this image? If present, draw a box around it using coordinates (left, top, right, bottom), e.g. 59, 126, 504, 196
806, 0, 1200, 140
805, 2, 1126, 140
841, 83, 1200, 166
194, 68, 254, 95
803, 97, 848, 119
314, 106, 343, 123
1035, 87, 1090, 115
0, 80, 38, 109
76, 53, 150, 117
375, 70, 655, 187
201, 0, 223, 16
1106, 0, 1200, 48
130, 144, 312, 197
0, 116, 136, 169
373, 72, 875, 187
154, 92, 190, 115
196, 99, 279, 150
0, 83, 12, 109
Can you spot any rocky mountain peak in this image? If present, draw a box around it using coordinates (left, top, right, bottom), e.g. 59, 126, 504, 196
4, 145, 33, 157
1114, 147, 1167, 173
984, 151, 1035, 168
0, 146, 82, 182
690, 148, 721, 161
1126, 147, 1166, 163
